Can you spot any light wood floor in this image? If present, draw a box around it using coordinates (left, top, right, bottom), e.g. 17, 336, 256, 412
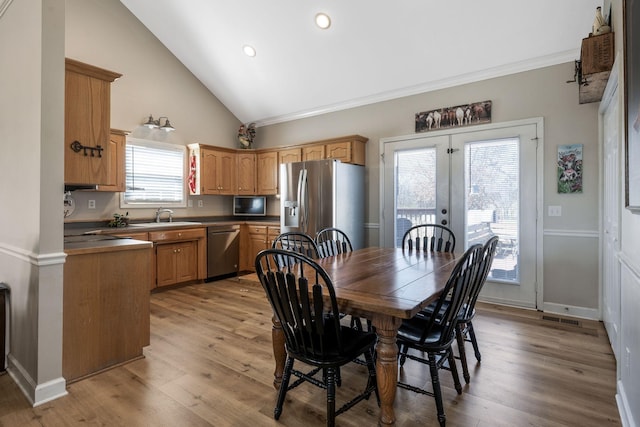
0, 277, 621, 426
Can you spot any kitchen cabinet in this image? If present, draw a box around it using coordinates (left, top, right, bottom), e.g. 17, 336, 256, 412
96, 129, 127, 192
303, 145, 325, 161
156, 241, 198, 286
148, 228, 206, 288
240, 224, 280, 271
256, 150, 279, 195
65, 58, 121, 186
63, 240, 151, 383
325, 137, 367, 165
279, 147, 301, 164
236, 151, 256, 194
200, 147, 236, 195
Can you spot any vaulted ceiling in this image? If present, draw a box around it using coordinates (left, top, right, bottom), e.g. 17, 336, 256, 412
120, 0, 603, 126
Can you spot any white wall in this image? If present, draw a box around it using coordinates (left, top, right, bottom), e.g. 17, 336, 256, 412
0, 0, 67, 405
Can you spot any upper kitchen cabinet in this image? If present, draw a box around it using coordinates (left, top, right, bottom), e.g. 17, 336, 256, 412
256, 150, 278, 195
188, 144, 237, 195
65, 58, 122, 186
236, 151, 256, 195
278, 147, 301, 164
324, 135, 367, 165
95, 128, 127, 192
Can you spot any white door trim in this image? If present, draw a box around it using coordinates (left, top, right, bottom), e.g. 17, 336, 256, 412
379, 117, 544, 309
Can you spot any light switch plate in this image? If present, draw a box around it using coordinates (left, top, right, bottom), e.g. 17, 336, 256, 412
548, 205, 561, 216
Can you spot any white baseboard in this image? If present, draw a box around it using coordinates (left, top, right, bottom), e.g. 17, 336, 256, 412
7, 354, 67, 406
617, 379, 637, 427
542, 302, 599, 320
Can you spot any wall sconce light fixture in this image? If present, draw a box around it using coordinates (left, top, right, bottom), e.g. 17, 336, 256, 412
143, 114, 175, 132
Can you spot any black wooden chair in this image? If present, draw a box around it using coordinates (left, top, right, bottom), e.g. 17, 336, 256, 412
454, 235, 499, 382
402, 224, 456, 253
272, 232, 319, 268
397, 243, 484, 427
416, 235, 499, 383
315, 227, 353, 258
255, 249, 379, 427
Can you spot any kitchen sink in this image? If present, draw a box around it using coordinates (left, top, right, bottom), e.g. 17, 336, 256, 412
128, 221, 202, 228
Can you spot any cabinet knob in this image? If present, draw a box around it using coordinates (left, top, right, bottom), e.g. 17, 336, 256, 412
178, 233, 182, 237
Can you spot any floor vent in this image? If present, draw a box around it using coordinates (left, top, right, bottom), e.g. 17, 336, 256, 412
542, 315, 581, 327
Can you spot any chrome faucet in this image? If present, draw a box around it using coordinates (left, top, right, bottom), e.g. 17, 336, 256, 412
155, 208, 174, 223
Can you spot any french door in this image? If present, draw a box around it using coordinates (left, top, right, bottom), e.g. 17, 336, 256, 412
381, 119, 542, 308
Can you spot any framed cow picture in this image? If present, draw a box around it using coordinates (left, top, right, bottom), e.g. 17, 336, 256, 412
557, 144, 583, 194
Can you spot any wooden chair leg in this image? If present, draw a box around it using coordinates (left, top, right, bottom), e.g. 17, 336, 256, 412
399, 343, 409, 366
467, 321, 481, 362
447, 349, 462, 395
275, 356, 294, 420
428, 353, 447, 427
364, 349, 380, 406
326, 367, 336, 427
455, 324, 471, 383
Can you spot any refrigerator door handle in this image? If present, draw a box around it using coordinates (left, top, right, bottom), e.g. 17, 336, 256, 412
299, 168, 308, 234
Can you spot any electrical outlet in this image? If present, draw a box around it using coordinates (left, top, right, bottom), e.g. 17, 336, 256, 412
198, 200, 203, 208
548, 205, 562, 217
187, 199, 193, 208
88, 199, 96, 209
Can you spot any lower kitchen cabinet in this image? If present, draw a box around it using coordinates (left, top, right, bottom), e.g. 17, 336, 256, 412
156, 240, 198, 286
149, 228, 206, 289
240, 224, 280, 271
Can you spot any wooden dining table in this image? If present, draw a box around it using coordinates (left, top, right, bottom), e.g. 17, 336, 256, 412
268, 247, 461, 427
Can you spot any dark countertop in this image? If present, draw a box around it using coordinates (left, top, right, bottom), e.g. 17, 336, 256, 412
64, 216, 280, 236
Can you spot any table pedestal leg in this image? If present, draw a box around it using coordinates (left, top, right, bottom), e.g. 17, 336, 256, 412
271, 315, 286, 389
372, 315, 402, 427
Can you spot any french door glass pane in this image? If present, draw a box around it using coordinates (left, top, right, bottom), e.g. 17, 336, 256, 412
465, 138, 519, 283
395, 148, 436, 247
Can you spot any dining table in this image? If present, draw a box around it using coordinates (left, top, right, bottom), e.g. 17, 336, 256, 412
267, 246, 461, 427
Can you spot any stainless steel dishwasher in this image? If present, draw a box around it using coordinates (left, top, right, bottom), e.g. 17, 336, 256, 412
206, 225, 240, 281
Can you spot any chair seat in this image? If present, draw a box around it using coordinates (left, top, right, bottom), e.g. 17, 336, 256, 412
397, 317, 455, 352
290, 324, 377, 366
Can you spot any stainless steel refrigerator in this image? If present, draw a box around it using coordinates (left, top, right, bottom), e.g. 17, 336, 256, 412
280, 159, 364, 249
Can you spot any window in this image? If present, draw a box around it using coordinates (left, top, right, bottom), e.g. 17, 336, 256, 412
120, 137, 187, 208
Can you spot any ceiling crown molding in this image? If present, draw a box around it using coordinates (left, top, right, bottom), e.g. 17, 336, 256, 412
0, 0, 13, 19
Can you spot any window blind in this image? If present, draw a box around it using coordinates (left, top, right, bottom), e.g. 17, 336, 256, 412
122, 138, 186, 207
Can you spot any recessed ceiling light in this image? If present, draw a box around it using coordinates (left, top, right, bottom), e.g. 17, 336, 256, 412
243, 45, 256, 57
315, 13, 331, 29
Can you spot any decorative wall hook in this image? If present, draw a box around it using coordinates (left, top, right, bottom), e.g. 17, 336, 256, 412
70, 140, 103, 157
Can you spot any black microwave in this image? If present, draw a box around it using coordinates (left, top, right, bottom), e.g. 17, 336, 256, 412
233, 196, 266, 216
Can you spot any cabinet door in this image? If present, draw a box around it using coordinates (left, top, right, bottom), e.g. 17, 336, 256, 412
64, 59, 121, 186
248, 232, 268, 270
200, 148, 219, 194
303, 145, 325, 161
97, 129, 126, 192
175, 241, 198, 283
257, 151, 279, 195
237, 152, 256, 194
217, 150, 237, 195
156, 244, 178, 287
279, 148, 302, 164
326, 142, 351, 163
